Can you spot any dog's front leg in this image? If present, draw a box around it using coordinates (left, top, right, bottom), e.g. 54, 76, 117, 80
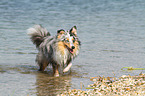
63, 62, 72, 73
53, 64, 60, 77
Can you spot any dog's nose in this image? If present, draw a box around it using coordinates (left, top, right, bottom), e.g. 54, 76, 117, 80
72, 46, 75, 49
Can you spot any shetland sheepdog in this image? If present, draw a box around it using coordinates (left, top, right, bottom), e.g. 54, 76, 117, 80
27, 25, 81, 77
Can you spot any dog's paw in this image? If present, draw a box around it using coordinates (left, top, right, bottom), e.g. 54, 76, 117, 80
54, 73, 59, 77
63, 67, 69, 73
63, 63, 72, 73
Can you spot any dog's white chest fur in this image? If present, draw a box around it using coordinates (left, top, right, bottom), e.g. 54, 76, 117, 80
53, 48, 69, 65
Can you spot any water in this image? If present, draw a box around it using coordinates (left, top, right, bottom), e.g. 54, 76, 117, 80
0, 0, 145, 95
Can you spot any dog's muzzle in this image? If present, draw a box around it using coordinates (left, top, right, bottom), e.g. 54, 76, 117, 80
72, 46, 75, 49
66, 45, 75, 54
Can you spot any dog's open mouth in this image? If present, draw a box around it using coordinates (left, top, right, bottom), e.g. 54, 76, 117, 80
66, 46, 73, 54
69, 48, 73, 54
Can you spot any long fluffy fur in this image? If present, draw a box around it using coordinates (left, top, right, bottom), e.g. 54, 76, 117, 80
27, 25, 50, 48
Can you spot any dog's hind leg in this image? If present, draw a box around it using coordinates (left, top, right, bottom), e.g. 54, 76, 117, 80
38, 61, 48, 71
52, 64, 60, 77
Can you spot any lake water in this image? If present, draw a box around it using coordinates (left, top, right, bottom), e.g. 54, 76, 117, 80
0, 0, 145, 95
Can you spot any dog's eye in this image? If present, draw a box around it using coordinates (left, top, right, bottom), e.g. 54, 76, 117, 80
73, 40, 75, 43
66, 40, 69, 42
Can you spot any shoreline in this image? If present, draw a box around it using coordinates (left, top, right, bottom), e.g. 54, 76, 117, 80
58, 73, 145, 96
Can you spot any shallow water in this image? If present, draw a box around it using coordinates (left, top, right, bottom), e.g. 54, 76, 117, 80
0, 0, 145, 95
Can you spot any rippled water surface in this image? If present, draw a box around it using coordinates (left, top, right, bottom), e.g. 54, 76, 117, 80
0, 0, 145, 95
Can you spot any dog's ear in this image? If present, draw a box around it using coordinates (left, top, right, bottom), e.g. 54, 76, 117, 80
57, 29, 65, 39
70, 26, 77, 36
57, 29, 65, 35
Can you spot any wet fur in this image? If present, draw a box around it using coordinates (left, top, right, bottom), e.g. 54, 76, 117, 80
27, 25, 80, 77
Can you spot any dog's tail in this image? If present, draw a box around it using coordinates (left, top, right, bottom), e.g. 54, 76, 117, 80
27, 25, 50, 48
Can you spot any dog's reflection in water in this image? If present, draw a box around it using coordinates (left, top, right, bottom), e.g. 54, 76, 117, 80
35, 72, 71, 96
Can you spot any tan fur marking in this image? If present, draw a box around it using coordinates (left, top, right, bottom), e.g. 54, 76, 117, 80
57, 34, 62, 39
71, 27, 77, 36
57, 30, 65, 39
59, 31, 65, 34
64, 38, 71, 48
57, 41, 66, 55
53, 65, 59, 77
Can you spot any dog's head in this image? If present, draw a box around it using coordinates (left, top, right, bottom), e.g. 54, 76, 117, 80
57, 26, 78, 54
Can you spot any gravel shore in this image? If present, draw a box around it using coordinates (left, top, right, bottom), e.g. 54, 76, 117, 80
58, 74, 145, 96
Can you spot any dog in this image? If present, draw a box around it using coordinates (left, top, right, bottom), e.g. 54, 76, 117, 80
27, 25, 81, 77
